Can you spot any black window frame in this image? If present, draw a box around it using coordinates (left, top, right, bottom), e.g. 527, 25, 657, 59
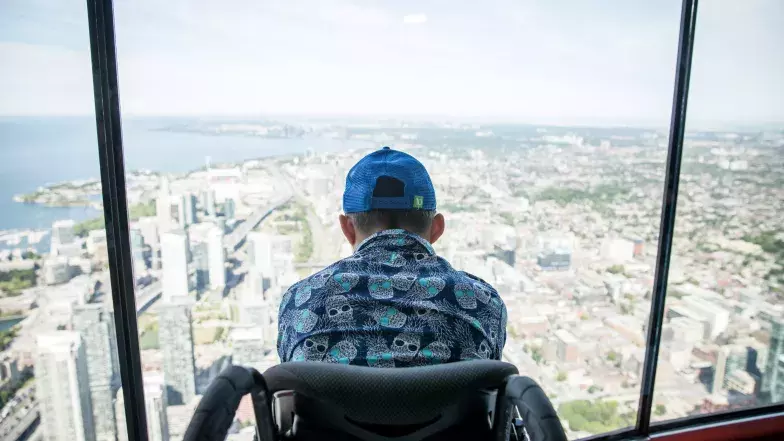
82, 0, 784, 440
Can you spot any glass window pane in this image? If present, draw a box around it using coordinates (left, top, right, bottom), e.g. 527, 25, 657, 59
652, 0, 784, 423
0, 2, 125, 441
112, 1, 681, 440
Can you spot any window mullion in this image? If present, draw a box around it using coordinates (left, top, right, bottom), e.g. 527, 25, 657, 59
636, 0, 700, 435
85, 0, 149, 440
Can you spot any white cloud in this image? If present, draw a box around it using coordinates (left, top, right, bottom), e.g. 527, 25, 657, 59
402, 13, 427, 25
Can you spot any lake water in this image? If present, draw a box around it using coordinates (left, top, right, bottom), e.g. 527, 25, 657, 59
0, 117, 368, 231
0, 316, 24, 332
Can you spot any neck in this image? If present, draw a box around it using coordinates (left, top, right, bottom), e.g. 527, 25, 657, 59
353, 228, 429, 251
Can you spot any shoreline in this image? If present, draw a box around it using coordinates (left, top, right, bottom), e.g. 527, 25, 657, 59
0, 148, 317, 237
12, 195, 99, 209
0, 135, 371, 242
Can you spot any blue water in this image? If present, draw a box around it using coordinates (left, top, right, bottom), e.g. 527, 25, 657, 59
0, 317, 23, 332
0, 117, 367, 231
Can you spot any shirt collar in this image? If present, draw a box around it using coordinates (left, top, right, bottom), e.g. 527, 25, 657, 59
355, 229, 436, 256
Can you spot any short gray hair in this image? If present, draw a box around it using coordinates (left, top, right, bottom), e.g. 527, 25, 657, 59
348, 210, 436, 236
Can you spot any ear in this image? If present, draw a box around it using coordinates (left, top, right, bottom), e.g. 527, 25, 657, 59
429, 213, 445, 245
339, 214, 357, 246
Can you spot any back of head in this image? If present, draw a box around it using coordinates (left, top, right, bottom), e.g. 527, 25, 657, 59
340, 147, 444, 246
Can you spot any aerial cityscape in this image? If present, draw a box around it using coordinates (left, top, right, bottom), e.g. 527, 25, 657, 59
0, 119, 782, 441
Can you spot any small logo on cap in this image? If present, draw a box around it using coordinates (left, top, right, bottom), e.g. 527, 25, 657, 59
413, 195, 424, 209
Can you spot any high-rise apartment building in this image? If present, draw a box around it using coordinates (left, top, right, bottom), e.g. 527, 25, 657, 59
35, 332, 95, 441
159, 299, 196, 405
161, 229, 189, 301
51, 219, 76, 247
185, 194, 198, 225
43, 256, 71, 285
763, 317, 784, 403
271, 236, 294, 279
247, 232, 275, 289
144, 373, 170, 441
190, 241, 209, 291
72, 304, 119, 441
51, 219, 79, 257
115, 389, 126, 441
86, 229, 107, 256
174, 194, 187, 227
156, 176, 172, 231
130, 228, 146, 274
247, 232, 273, 273
223, 198, 236, 219
207, 225, 225, 290
204, 189, 217, 217
116, 372, 170, 441
230, 326, 266, 372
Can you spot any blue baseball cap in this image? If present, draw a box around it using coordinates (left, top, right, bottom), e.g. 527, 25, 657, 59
343, 147, 436, 214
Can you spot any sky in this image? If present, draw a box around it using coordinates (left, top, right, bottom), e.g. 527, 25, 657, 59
0, 0, 782, 127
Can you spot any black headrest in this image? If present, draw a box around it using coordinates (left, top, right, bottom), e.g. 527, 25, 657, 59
263, 360, 518, 425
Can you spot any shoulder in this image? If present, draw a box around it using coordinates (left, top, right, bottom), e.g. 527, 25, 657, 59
452, 269, 506, 312
455, 270, 496, 292
290, 257, 357, 291
435, 257, 499, 293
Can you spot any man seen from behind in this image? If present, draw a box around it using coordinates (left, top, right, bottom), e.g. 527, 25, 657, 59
277, 146, 507, 367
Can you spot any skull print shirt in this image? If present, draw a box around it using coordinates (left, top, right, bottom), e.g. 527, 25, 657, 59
277, 229, 507, 367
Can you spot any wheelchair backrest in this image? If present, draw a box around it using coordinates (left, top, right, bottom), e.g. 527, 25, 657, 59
261, 360, 519, 441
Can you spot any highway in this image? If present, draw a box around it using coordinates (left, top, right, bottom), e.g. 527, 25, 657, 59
1, 406, 38, 441
223, 196, 291, 252
135, 196, 291, 315
0, 384, 38, 441
271, 166, 341, 267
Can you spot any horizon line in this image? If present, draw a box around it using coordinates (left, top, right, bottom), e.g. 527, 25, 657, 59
1, 113, 783, 132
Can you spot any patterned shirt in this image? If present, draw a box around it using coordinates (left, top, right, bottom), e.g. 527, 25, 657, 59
277, 229, 507, 367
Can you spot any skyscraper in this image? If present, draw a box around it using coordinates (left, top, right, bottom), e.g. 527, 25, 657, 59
214, 215, 227, 234
763, 317, 784, 403
185, 194, 198, 225
116, 373, 170, 441
207, 225, 226, 290
774, 353, 784, 403
223, 198, 236, 220
230, 326, 266, 372
144, 373, 171, 441
86, 229, 107, 256
130, 228, 146, 275
713, 346, 730, 393
35, 332, 96, 441
156, 176, 172, 231
43, 256, 72, 285
199, 190, 208, 212
135, 216, 160, 249
244, 266, 265, 302
72, 305, 119, 441
204, 189, 217, 217
51, 219, 78, 256
159, 299, 196, 405
136, 217, 160, 270
190, 241, 209, 291
161, 229, 190, 301
271, 236, 294, 279
115, 389, 126, 441
247, 231, 273, 274
175, 194, 188, 228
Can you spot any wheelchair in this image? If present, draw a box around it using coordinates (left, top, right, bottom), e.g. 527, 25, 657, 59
183, 360, 567, 441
